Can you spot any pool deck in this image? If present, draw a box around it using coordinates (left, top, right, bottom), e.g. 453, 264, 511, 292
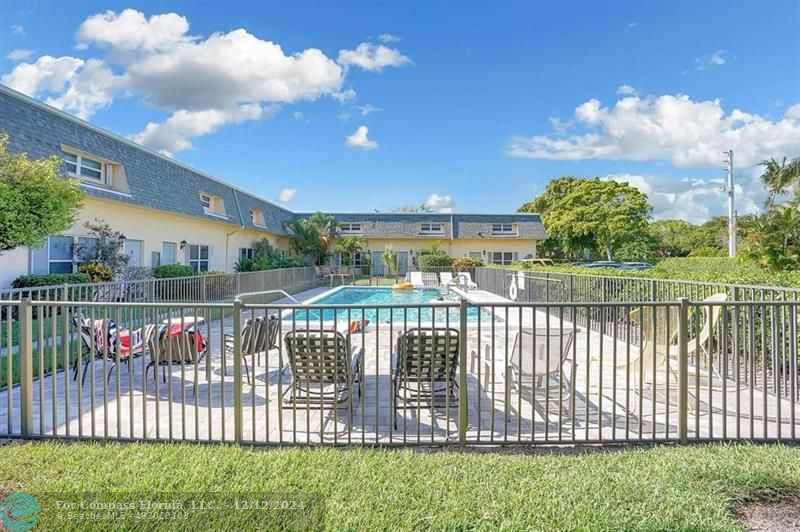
2, 285, 798, 444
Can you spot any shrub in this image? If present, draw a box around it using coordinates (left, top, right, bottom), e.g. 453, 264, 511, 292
419, 254, 453, 271
12, 273, 91, 288
78, 263, 113, 282
152, 264, 195, 279
452, 257, 484, 271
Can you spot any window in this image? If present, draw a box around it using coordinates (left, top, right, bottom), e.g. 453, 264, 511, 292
340, 223, 362, 234
353, 252, 366, 266
151, 251, 161, 268
492, 223, 517, 235
162, 242, 177, 265
189, 244, 210, 272
240, 247, 254, 261
250, 209, 265, 227
199, 193, 225, 216
490, 252, 517, 265
48, 236, 75, 273
468, 252, 482, 259
63, 151, 108, 185
419, 223, 444, 235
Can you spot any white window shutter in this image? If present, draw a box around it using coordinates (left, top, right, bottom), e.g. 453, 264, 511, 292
183, 245, 189, 265
30, 242, 49, 275
512, 252, 518, 262
208, 245, 214, 270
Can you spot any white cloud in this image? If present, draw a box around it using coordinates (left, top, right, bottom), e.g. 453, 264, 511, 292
5, 49, 35, 61
338, 42, 411, 72
508, 93, 800, 170
357, 103, 381, 115
605, 173, 763, 223
616, 84, 637, 95
10, 25, 25, 36
77, 9, 193, 53
424, 194, 455, 213
278, 188, 296, 203
1, 55, 125, 118
130, 104, 273, 156
378, 33, 401, 43
626, 22, 638, 30
693, 50, 726, 71
344, 125, 378, 150
331, 89, 357, 104
6, 9, 409, 153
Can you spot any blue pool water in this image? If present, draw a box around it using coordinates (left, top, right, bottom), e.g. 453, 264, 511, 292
284, 287, 496, 323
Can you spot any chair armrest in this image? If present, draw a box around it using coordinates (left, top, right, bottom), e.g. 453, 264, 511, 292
350, 346, 363, 377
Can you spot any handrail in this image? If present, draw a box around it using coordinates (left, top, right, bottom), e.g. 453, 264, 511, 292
235, 289, 301, 304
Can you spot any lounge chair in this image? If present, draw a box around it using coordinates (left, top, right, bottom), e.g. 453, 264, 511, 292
620, 293, 728, 412
146, 324, 205, 396
506, 327, 576, 404
391, 328, 460, 429
455, 272, 478, 289
224, 316, 279, 384
408, 271, 425, 288
439, 272, 454, 286
283, 329, 362, 405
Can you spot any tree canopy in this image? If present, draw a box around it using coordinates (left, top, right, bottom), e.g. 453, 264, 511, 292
520, 177, 652, 260
285, 212, 338, 265
0, 134, 83, 252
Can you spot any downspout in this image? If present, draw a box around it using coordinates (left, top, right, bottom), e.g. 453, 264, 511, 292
449, 213, 454, 255
225, 189, 246, 270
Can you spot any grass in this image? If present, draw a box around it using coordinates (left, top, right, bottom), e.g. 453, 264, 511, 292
0, 442, 798, 530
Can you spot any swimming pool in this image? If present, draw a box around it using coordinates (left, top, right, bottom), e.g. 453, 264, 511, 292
283, 287, 497, 324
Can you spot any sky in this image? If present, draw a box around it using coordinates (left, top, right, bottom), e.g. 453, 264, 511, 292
1, 1, 799, 222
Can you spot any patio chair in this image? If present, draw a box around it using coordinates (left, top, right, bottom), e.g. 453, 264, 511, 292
391, 327, 460, 429
439, 272, 454, 286
621, 293, 727, 412
224, 316, 279, 384
455, 272, 478, 289
505, 327, 577, 404
72, 313, 144, 385
283, 329, 362, 406
145, 324, 205, 396
408, 271, 425, 288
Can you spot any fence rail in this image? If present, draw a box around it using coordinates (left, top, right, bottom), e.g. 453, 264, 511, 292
1, 294, 797, 445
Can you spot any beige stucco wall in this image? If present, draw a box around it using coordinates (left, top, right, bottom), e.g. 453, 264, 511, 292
0, 196, 289, 286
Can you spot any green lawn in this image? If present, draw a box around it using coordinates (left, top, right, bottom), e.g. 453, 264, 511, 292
0, 442, 797, 530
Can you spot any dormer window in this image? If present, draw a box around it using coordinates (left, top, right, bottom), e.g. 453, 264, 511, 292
419, 223, 444, 235
250, 208, 265, 227
340, 223, 362, 234
63, 151, 109, 185
199, 193, 226, 217
491, 223, 517, 236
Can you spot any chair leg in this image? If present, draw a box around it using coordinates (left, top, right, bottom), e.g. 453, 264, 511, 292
81, 359, 92, 385
107, 363, 117, 384
244, 356, 251, 385
72, 362, 79, 381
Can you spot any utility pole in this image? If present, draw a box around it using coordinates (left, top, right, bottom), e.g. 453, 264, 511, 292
723, 150, 736, 257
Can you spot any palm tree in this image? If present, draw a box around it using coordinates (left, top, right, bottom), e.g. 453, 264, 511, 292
335, 235, 364, 266
284, 212, 338, 265
759, 157, 800, 207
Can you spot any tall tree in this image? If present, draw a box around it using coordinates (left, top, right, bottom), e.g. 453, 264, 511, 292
520, 178, 652, 260
759, 157, 800, 207
0, 134, 83, 252
285, 212, 338, 265
335, 235, 364, 265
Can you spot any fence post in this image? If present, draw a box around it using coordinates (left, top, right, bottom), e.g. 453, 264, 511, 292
651, 279, 657, 303
233, 298, 243, 444
19, 298, 33, 437
458, 297, 468, 445
677, 297, 690, 444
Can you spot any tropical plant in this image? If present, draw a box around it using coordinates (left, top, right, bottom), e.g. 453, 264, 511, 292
285, 212, 338, 265
759, 157, 800, 207
0, 133, 83, 252
335, 235, 364, 266
382, 246, 397, 276
78, 262, 113, 282
73, 219, 130, 275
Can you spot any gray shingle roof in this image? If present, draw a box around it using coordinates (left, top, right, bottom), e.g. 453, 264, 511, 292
0, 84, 546, 241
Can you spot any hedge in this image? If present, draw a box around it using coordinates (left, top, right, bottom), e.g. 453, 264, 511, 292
11, 273, 91, 289
501, 257, 800, 289
152, 264, 195, 279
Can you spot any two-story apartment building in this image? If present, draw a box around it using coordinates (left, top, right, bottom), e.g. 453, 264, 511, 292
0, 84, 545, 288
